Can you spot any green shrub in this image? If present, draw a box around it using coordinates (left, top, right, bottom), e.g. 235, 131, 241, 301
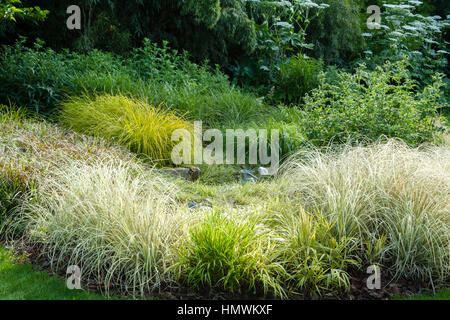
360, 1, 449, 92
59, 95, 192, 164
0, 40, 69, 114
125, 39, 225, 85
274, 55, 323, 104
299, 61, 445, 146
0, 39, 136, 115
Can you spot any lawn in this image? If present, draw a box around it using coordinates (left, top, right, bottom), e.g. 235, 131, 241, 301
394, 288, 450, 300
0, 246, 105, 300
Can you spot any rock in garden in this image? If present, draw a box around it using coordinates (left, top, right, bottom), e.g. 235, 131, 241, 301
240, 169, 259, 184
156, 166, 201, 182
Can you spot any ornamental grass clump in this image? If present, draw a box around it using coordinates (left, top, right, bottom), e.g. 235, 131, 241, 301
59, 94, 192, 163
5, 159, 189, 296
174, 209, 286, 297
279, 140, 450, 286
273, 207, 359, 297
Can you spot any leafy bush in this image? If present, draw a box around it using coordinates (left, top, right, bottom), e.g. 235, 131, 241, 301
0, 40, 70, 114
0, 39, 139, 115
274, 55, 323, 104
361, 1, 449, 90
0, 0, 48, 23
59, 95, 192, 164
231, 0, 327, 93
299, 61, 445, 146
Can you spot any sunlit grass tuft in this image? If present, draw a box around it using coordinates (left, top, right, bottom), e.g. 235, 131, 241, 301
173, 209, 286, 297
273, 207, 358, 297
59, 94, 192, 164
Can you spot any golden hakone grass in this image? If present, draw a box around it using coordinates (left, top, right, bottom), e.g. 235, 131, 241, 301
58, 94, 193, 164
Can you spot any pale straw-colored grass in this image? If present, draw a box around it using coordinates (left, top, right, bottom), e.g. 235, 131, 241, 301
5, 158, 191, 296
278, 140, 450, 286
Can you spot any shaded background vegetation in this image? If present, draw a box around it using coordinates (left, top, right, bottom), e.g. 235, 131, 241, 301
1, 1, 447, 72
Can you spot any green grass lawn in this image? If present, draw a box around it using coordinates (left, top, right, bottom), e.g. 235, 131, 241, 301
0, 246, 106, 300
393, 288, 450, 300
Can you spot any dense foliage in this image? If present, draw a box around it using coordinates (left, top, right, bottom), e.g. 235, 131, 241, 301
0, 39, 271, 127
2, 1, 448, 104
361, 0, 449, 91
2, 0, 257, 64
0, 0, 48, 23
299, 61, 446, 146
306, 0, 363, 64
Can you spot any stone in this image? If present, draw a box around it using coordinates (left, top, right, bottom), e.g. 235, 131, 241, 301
156, 166, 201, 182
240, 169, 259, 184
187, 199, 213, 210
258, 167, 270, 176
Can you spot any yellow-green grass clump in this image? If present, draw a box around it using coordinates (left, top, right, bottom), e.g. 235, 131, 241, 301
59, 95, 192, 163
173, 209, 286, 297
